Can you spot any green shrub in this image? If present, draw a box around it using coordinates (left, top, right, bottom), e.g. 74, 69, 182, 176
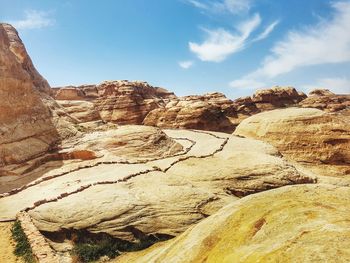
11, 220, 36, 263
72, 237, 120, 262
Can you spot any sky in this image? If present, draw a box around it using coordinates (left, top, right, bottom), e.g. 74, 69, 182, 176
1, 0, 350, 98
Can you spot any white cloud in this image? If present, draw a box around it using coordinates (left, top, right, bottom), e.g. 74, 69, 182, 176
9, 10, 54, 30
179, 60, 194, 69
302, 77, 350, 94
230, 1, 350, 90
186, 0, 253, 14
189, 13, 261, 62
254, 1, 350, 78
229, 78, 266, 89
186, 0, 208, 9
253, 20, 279, 42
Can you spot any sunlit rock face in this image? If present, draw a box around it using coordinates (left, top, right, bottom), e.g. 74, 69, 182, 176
234, 107, 350, 176
0, 23, 77, 168
0, 23, 59, 166
116, 184, 350, 263
144, 87, 307, 133
299, 88, 350, 113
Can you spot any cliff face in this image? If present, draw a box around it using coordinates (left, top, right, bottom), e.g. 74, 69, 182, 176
0, 23, 76, 167
0, 24, 59, 166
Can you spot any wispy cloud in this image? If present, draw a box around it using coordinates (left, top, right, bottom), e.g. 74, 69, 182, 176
253, 20, 280, 42
302, 77, 350, 94
185, 0, 253, 14
9, 10, 54, 30
179, 60, 194, 69
230, 1, 350, 89
189, 13, 261, 62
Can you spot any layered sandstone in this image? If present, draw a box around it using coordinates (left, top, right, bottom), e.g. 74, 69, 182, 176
4, 130, 313, 244
53, 81, 176, 125
144, 92, 236, 132
299, 89, 350, 112
234, 108, 350, 176
116, 184, 350, 263
0, 24, 60, 167
144, 87, 307, 132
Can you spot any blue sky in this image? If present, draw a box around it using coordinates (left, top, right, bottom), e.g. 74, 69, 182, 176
1, 0, 349, 98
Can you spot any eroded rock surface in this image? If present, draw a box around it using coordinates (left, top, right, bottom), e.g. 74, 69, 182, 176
0, 130, 313, 244
299, 89, 350, 112
234, 108, 350, 176
144, 87, 307, 132
0, 23, 77, 168
116, 184, 350, 263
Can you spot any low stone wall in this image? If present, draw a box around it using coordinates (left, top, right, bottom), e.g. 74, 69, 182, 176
17, 212, 59, 263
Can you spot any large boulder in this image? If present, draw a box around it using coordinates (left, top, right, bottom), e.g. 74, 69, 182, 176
234, 108, 350, 176
116, 184, 350, 263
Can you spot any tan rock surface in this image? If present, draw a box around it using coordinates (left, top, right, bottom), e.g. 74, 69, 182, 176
299, 89, 350, 112
0, 23, 59, 167
144, 92, 236, 132
0, 129, 313, 243
234, 108, 350, 176
144, 87, 307, 133
116, 184, 350, 263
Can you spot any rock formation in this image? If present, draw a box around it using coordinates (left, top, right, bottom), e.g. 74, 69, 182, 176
53, 81, 176, 125
144, 92, 236, 132
0, 130, 313, 244
0, 24, 76, 168
234, 108, 350, 176
116, 184, 350, 263
299, 89, 350, 113
144, 87, 307, 132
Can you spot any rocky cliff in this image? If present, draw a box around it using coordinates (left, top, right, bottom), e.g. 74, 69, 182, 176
0, 24, 58, 167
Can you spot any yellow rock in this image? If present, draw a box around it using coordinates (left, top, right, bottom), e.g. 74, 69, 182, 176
115, 184, 350, 263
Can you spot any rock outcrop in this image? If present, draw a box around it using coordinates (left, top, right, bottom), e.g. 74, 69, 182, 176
0, 23, 79, 178
53, 81, 176, 125
0, 24, 61, 167
234, 108, 350, 176
116, 184, 350, 263
0, 130, 313, 244
299, 89, 350, 112
144, 92, 236, 132
144, 87, 307, 133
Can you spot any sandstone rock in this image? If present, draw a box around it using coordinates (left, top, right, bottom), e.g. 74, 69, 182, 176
116, 184, 350, 263
234, 108, 350, 176
56, 100, 101, 123
299, 90, 350, 112
54, 81, 176, 125
1, 130, 313, 244
144, 93, 236, 132
309, 88, 335, 96
0, 23, 59, 166
145, 87, 307, 133
94, 81, 174, 124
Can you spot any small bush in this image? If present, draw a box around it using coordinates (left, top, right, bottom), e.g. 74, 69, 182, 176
11, 220, 36, 263
72, 237, 120, 262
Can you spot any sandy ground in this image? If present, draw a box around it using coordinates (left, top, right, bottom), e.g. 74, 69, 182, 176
0, 222, 23, 263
